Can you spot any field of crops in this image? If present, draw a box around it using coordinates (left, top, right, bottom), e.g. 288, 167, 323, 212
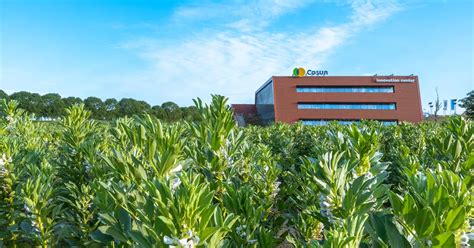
0, 95, 472, 247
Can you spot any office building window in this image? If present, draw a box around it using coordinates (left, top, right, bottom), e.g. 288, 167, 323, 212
298, 103, 396, 110
296, 86, 394, 93
255, 80, 275, 124
301, 119, 397, 126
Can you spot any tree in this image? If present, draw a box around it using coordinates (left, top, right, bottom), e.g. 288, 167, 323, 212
3, 90, 200, 122
161, 101, 179, 111
63, 97, 83, 108
117, 98, 151, 117
0, 90, 8, 100
459, 90, 473, 118
181, 106, 200, 122
84, 97, 106, 120
151, 105, 166, 120
10, 91, 33, 112
104, 98, 118, 119
137, 100, 151, 114
433, 88, 442, 117
160, 102, 181, 121
42, 93, 65, 117
10, 91, 44, 116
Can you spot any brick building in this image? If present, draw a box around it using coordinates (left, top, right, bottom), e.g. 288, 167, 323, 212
232, 74, 423, 125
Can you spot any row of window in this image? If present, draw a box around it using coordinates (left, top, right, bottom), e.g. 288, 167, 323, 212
301, 120, 398, 126
296, 86, 394, 93
298, 103, 396, 110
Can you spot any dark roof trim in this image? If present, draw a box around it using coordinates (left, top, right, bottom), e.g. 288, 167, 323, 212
255, 77, 273, 95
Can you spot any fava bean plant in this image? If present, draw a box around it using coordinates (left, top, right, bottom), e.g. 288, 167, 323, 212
0, 96, 472, 247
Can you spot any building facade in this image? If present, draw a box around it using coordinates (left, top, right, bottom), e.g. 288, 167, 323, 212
233, 75, 423, 125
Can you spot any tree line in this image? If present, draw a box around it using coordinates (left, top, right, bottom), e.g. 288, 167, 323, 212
0, 90, 200, 122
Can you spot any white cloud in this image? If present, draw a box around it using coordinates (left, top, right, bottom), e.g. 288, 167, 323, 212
122, 0, 401, 105
173, 0, 317, 31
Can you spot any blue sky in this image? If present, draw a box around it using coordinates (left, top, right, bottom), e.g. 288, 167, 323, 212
1, 0, 472, 113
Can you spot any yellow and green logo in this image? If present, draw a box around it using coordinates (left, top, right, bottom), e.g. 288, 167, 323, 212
293, 67, 306, 77
292, 67, 328, 77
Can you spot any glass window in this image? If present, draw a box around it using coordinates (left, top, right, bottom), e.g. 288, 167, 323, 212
298, 103, 396, 110
296, 86, 394, 93
301, 119, 397, 126
255, 81, 275, 124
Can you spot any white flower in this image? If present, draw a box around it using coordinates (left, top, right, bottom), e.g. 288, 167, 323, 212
178, 238, 188, 246
236, 225, 247, 238
274, 181, 281, 188
460, 233, 470, 247
416, 171, 427, 180
163, 235, 174, 245
170, 164, 183, 174
0, 154, 8, 166
191, 235, 200, 244
320, 201, 331, 208
460, 234, 469, 243
319, 193, 337, 224
172, 177, 182, 190
23, 204, 32, 213
220, 147, 234, 166
427, 240, 432, 247
184, 240, 195, 248
163, 231, 199, 247
271, 181, 281, 198
84, 161, 92, 173
364, 172, 374, 180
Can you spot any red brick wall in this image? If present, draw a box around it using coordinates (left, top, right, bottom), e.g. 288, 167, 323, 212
231, 104, 257, 116
271, 76, 423, 123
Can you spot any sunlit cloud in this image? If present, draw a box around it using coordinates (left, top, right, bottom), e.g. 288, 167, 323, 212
122, 0, 401, 104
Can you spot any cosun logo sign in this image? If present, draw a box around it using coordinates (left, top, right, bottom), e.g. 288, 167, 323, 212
292, 67, 328, 77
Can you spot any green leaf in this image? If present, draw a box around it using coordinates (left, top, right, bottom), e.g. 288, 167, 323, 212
444, 206, 465, 231
432, 187, 449, 218
119, 208, 131, 232
213, 207, 223, 226
199, 206, 215, 230
90, 229, 114, 244
200, 227, 220, 242
129, 230, 152, 248
402, 194, 418, 225
339, 237, 356, 247
389, 192, 403, 216
366, 213, 411, 248
157, 216, 176, 234
223, 213, 238, 229
98, 226, 129, 242
20, 221, 32, 233
432, 232, 455, 248
413, 207, 435, 238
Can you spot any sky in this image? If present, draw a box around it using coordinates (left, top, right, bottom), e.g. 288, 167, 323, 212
0, 0, 473, 113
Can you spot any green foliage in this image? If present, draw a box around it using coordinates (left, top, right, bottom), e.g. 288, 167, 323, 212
0, 97, 472, 247
389, 169, 471, 247
1, 90, 201, 122
459, 90, 474, 118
